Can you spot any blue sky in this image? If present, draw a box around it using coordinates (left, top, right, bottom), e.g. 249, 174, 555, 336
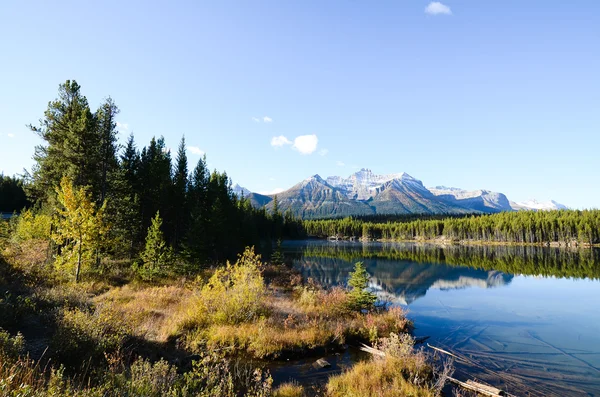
1, 1, 598, 208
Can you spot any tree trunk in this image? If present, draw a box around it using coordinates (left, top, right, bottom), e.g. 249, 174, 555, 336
76, 232, 82, 283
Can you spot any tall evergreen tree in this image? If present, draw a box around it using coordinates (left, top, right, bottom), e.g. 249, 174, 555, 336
138, 137, 173, 238
29, 80, 99, 203
112, 134, 142, 258
94, 97, 120, 204
186, 156, 210, 262
172, 137, 189, 248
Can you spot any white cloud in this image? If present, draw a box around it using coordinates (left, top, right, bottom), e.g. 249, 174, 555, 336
7, 133, 15, 138
336, 161, 345, 167
319, 149, 329, 156
116, 121, 129, 131
271, 135, 292, 147
425, 2, 452, 15
293, 134, 318, 155
188, 146, 205, 155
259, 187, 285, 195
253, 116, 273, 123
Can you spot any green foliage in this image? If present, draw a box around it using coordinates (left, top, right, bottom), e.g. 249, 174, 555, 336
51, 306, 130, 366
0, 329, 24, 362
12, 209, 52, 242
138, 211, 173, 280
29, 80, 111, 203
347, 262, 377, 311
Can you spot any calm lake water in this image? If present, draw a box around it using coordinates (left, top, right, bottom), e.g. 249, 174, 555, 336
281, 240, 600, 397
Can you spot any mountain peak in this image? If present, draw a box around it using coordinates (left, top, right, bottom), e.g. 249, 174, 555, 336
305, 174, 325, 183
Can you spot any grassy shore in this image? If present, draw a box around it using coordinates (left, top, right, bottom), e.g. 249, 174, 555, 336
0, 238, 446, 396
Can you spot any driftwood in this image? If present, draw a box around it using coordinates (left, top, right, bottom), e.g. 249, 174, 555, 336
359, 343, 386, 357
427, 343, 464, 361
448, 377, 506, 396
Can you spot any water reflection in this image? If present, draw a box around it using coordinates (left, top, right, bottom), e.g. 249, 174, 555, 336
293, 254, 513, 305
283, 240, 600, 396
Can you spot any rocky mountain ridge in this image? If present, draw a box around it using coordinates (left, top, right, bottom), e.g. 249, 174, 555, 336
233, 169, 568, 219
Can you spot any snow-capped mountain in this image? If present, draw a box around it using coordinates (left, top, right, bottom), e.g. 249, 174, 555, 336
510, 199, 568, 211
234, 169, 570, 218
326, 169, 423, 200
232, 183, 251, 197
428, 186, 513, 213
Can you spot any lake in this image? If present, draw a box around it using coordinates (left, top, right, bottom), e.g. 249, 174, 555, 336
281, 240, 600, 397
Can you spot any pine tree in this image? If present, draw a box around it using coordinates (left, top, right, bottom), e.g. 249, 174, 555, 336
172, 137, 189, 248
138, 137, 173, 238
347, 262, 377, 311
94, 97, 120, 204
112, 133, 141, 258
53, 177, 108, 282
139, 211, 173, 280
29, 80, 100, 203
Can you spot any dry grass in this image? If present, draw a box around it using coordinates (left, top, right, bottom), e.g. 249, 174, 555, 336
180, 285, 411, 359
95, 284, 195, 342
327, 356, 436, 397
273, 382, 304, 397
327, 333, 437, 397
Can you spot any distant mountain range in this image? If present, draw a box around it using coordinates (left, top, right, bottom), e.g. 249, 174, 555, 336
233, 169, 568, 219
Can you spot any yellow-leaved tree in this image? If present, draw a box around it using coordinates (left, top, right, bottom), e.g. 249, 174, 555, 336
53, 177, 109, 282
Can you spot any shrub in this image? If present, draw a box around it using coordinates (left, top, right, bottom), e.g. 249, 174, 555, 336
182, 352, 272, 397
197, 247, 267, 326
360, 307, 411, 343
12, 209, 52, 242
0, 329, 24, 362
51, 306, 130, 366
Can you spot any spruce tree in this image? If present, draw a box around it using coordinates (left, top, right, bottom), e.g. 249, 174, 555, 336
94, 97, 120, 204
347, 262, 377, 311
172, 137, 189, 248
112, 134, 142, 258
139, 211, 173, 280
186, 156, 210, 262
29, 80, 100, 203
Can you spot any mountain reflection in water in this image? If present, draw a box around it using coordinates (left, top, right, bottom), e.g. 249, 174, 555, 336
282, 240, 600, 397
293, 255, 513, 305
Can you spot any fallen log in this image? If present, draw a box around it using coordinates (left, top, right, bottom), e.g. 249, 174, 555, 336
448, 377, 506, 396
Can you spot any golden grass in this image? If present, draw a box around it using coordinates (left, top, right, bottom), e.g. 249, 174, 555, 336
326, 355, 436, 397
95, 284, 195, 342
179, 288, 411, 358
273, 382, 305, 397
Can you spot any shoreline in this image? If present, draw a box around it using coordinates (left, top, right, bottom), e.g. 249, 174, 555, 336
317, 236, 600, 249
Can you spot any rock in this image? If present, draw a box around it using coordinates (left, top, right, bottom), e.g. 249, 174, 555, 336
313, 358, 331, 369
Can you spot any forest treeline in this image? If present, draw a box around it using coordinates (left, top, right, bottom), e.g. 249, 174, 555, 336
0, 175, 29, 213
3, 80, 304, 279
303, 210, 600, 246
